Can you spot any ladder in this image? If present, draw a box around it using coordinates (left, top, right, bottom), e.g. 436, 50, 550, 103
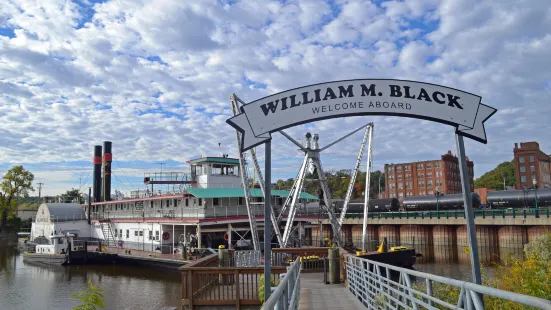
100, 221, 117, 248
339, 123, 373, 226
231, 95, 260, 251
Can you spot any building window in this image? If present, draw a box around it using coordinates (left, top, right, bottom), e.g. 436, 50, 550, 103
397, 174, 403, 179
406, 182, 412, 189
519, 156, 524, 163
428, 191, 434, 195
427, 180, 433, 187
418, 181, 424, 188
398, 182, 403, 189
435, 162, 440, 168
530, 155, 535, 163
521, 176, 527, 182
427, 163, 432, 168
532, 175, 537, 182
427, 171, 433, 177
520, 166, 526, 173
397, 166, 402, 171
398, 192, 404, 198
530, 166, 535, 172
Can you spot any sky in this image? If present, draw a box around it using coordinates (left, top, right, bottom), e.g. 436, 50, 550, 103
0, 0, 550, 197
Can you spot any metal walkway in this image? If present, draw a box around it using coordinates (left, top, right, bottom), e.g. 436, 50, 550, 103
298, 273, 365, 310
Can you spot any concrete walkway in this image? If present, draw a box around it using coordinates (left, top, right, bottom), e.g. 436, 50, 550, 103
299, 273, 366, 310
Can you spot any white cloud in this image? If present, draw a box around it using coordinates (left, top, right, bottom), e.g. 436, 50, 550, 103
0, 0, 550, 196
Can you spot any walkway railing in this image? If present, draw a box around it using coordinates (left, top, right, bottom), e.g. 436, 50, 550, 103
344, 208, 550, 220
345, 255, 551, 310
262, 257, 302, 310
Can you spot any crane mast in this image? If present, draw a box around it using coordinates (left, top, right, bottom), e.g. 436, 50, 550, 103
279, 124, 372, 248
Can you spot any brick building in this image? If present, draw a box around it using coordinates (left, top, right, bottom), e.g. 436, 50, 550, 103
513, 142, 551, 189
382, 150, 474, 202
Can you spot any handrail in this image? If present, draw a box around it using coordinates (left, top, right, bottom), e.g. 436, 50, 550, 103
345, 254, 551, 309
262, 257, 302, 310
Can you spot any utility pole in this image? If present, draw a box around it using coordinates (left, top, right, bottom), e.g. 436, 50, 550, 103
37, 183, 44, 208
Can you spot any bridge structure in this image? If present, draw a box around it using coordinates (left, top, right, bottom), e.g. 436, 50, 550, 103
180, 247, 551, 310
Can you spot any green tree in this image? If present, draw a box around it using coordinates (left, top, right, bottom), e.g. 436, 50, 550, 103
0, 166, 34, 236
70, 279, 105, 310
62, 188, 84, 204
474, 160, 516, 190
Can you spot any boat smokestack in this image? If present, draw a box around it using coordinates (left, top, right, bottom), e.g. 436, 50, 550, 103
93, 145, 102, 202
103, 141, 112, 202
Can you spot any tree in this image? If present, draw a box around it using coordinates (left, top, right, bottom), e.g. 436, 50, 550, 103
0, 166, 34, 236
70, 279, 105, 310
61, 188, 84, 204
474, 160, 516, 190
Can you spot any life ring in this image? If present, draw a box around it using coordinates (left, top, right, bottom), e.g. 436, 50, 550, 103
224, 232, 229, 241
162, 232, 170, 240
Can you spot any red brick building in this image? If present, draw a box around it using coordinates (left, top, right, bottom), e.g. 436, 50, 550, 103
382, 150, 474, 202
513, 142, 551, 189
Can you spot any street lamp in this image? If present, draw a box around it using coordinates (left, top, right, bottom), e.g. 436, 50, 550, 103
533, 178, 539, 218
435, 186, 443, 219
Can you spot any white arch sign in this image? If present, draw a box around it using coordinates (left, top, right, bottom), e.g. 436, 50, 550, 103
227, 79, 497, 152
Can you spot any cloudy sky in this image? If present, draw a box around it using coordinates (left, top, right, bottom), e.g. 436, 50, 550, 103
0, 0, 550, 196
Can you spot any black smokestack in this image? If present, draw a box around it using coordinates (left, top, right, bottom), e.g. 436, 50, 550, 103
87, 187, 92, 225
103, 141, 112, 202
93, 145, 102, 202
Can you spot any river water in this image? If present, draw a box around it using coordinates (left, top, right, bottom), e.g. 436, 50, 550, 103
1, 238, 498, 309
0, 239, 181, 310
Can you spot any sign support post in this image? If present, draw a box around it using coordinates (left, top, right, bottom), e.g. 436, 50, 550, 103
264, 141, 272, 301
455, 133, 482, 288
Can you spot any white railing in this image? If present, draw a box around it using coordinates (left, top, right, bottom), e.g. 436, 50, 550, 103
234, 250, 262, 267
345, 255, 551, 310
262, 257, 302, 310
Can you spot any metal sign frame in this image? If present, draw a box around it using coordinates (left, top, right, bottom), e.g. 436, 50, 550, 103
227, 79, 497, 301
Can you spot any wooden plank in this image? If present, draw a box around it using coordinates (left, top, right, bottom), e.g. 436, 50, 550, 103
235, 269, 240, 309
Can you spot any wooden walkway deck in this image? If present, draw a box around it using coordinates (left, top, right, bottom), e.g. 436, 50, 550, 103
299, 273, 366, 310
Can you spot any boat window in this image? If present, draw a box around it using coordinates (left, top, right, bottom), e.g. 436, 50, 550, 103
213, 198, 219, 206
185, 199, 189, 207
167, 199, 170, 207
139, 231, 143, 237
126, 230, 129, 238
134, 231, 138, 237
150, 201, 153, 208
119, 229, 122, 237
199, 198, 202, 206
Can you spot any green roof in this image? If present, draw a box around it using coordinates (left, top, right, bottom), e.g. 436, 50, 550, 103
187, 188, 318, 200
187, 157, 240, 165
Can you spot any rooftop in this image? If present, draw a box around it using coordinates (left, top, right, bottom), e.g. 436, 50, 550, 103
187, 156, 240, 165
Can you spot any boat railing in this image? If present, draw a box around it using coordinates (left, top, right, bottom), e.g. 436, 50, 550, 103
344, 254, 551, 310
